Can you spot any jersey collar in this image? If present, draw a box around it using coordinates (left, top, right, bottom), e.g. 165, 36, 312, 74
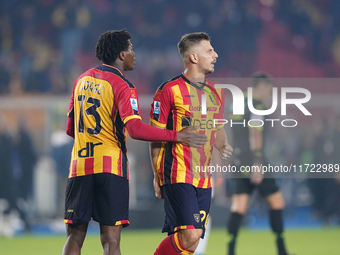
181, 72, 207, 90
103, 64, 124, 76
181, 72, 222, 105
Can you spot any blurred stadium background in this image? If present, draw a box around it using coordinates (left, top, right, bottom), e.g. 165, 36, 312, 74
0, 0, 340, 254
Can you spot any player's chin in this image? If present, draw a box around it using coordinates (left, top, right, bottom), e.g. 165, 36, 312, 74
205, 68, 214, 75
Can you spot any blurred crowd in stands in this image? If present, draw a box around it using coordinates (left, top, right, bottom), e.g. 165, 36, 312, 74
1, 0, 340, 95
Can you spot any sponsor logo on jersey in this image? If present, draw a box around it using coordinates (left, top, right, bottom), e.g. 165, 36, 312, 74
78, 142, 103, 158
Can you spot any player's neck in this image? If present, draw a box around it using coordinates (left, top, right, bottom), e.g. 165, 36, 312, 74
109, 62, 124, 74
183, 68, 205, 83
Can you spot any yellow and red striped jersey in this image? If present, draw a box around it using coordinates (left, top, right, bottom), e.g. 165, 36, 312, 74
150, 73, 225, 188
66, 64, 141, 179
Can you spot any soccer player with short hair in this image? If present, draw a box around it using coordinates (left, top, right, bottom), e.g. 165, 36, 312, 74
227, 72, 292, 255
62, 29, 208, 255
150, 32, 233, 255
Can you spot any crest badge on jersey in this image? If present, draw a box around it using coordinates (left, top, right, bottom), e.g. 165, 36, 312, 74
193, 214, 201, 223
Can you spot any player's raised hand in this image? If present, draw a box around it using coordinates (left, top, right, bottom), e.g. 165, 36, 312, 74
219, 140, 233, 160
176, 126, 208, 147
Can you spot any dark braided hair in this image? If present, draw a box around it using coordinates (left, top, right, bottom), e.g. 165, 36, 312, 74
95, 29, 131, 64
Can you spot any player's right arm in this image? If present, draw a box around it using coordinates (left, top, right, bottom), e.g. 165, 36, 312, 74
125, 119, 206, 146
148, 84, 183, 199
149, 122, 164, 199
116, 81, 207, 146
148, 83, 206, 199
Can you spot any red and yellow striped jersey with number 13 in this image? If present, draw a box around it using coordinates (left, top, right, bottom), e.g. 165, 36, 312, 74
66, 64, 141, 179
150, 73, 225, 189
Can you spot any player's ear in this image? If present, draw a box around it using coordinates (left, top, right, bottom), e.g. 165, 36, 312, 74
189, 53, 198, 64
119, 51, 125, 61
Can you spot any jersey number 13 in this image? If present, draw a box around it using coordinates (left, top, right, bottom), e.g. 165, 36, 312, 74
77, 95, 102, 135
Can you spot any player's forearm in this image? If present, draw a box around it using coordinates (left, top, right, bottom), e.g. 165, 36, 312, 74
150, 142, 162, 178
149, 121, 165, 179
125, 119, 177, 142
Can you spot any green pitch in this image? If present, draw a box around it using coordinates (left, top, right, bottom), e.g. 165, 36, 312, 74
0, 228, 339, 255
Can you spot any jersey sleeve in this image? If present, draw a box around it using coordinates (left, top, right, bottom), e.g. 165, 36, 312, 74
150, 85, 173, 128
125, 118, 176, 141
116, 81, 142, 124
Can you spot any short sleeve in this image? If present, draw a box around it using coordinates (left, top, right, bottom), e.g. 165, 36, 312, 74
116, 82, 142, 124
150, 85, 173, 128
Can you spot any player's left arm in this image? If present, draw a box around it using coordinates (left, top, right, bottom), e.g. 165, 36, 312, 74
149, 85, 173, 200
214, 128, 233, 160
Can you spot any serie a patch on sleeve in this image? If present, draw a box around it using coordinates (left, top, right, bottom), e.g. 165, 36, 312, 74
153, 101, 161, 114
130, 98, 139, 115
